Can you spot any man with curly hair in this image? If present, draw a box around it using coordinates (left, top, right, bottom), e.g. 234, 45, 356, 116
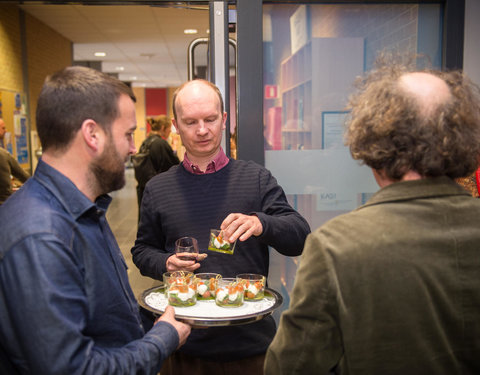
265, 60, 480, 374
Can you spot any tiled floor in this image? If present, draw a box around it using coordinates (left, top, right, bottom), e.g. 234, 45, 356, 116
106, 167, 159, 299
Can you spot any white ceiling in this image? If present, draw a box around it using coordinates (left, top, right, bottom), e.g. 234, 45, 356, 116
19, 2, 211, 88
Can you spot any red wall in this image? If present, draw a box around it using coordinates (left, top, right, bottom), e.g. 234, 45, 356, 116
145, 88, 167, 116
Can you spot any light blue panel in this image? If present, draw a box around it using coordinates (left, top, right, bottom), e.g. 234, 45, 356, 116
265, 149, 378, 212
417, 4, 443, 68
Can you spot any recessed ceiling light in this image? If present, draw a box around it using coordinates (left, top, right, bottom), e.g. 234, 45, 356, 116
130, 76, 137, 81
115, 66, 125, 71
140, 53, 155, 60
184, 29, 198, 34
94, 52, 106, 57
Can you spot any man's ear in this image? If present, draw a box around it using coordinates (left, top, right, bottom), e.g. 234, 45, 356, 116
222, 112, 227, 130
81, 119, 102, 152
172, 118, 179, 133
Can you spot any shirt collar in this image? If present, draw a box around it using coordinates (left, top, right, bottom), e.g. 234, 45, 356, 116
34, 158, 111, 220
182, 147, 230, 175
361, 176, 470, 209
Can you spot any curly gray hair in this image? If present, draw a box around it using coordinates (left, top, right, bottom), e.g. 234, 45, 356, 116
345, 57, 480, 180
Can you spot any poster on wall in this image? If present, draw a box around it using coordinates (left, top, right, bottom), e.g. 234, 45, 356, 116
290, 5, 308, 55
14, 114, 28, 164
322, 111, 348, 149
4, 132, 13, 154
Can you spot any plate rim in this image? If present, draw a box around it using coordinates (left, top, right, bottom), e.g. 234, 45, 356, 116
138, 284, 284, 327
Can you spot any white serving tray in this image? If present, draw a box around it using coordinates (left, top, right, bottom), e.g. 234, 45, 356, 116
139, 285, 283, 328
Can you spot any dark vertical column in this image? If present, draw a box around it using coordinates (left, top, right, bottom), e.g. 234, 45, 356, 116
209, 1, 231, 156
236, 0, 264, 165
443, 0, 465, 69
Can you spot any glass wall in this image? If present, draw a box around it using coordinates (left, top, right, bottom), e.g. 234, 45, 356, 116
263, 3, 443, 319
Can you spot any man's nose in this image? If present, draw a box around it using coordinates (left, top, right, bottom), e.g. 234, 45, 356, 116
197, 121, 208, 135
129, 141, 137, 155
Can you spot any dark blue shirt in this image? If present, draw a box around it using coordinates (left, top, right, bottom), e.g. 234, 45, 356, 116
133, 159, 311, 361
0, 159, 178, 374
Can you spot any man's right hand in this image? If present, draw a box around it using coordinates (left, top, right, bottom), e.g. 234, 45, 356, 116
156, 305, 191, 348
166, 253, 207, 272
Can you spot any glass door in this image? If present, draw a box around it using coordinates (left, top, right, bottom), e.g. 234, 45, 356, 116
263, 3, 444, 319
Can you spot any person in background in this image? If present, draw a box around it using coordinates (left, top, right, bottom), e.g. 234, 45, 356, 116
131, 79, 311, 375
456, 167, 480, 198
157, 114, 175, 141
0, 66, 190, 374
134, 115, 179, 211
0, 118, 6, 148
264, 59, 480, 375
0, 125, 30, 204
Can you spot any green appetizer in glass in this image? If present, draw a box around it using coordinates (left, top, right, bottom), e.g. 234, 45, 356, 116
208, 229, 236, 255
195, 273, 222, 300
215, 278, 244, 307
165, 271, 196, 307
237, 273, 266, 300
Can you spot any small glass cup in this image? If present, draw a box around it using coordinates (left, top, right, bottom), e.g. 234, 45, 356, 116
236, 273, 266, 301
195, 273, 222, 300
175, 237, 199, 261
162, 271, 173, 296
208, 229, 236, 255
164, 271, 196, 307
215, 278, 244, 307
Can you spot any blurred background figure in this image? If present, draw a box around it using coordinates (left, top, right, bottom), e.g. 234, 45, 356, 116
0, 117, 29, 205
133, 115, 179, 214
456, 167, 480, 197
0, 118, 6, 149
0, 147, 29, 205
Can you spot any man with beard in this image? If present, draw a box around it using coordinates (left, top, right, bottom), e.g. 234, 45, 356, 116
0, 66, 190, 374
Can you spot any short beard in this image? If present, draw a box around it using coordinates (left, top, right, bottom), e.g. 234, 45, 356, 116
89, 135, 126, 196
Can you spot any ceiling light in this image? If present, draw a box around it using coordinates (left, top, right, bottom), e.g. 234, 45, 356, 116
94, 52, 106, 57
115, 66, 125, 71
184, 29, 198, 34
140, 53, 155, 59
130, 76, 137, 81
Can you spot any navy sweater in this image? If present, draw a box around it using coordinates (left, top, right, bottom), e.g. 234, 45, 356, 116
132, 159, 310, 360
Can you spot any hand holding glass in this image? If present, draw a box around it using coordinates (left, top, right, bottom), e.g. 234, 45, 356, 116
175, 237, 199, 261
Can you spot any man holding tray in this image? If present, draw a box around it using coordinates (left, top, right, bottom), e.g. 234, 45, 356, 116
0, 66, 190, 374
132, 79, 311, 375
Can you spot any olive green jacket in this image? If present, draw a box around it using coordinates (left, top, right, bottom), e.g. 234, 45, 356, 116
265, 177, 480, 375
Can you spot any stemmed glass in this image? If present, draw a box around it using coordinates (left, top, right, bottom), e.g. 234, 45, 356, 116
175, 237, 199, 261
